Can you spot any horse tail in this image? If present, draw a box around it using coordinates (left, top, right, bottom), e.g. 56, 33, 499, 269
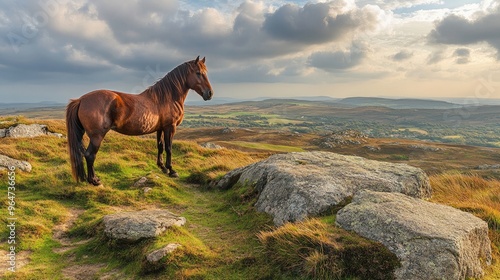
66, 99, 86, 182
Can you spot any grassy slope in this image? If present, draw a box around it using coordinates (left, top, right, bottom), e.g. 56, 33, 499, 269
0, 117, 499, 279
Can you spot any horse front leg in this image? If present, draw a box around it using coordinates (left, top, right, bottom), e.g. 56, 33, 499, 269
156, 130, 168, 173
164, 126, 178, 178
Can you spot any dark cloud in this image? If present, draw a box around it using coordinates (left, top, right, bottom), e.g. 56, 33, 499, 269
262, 2, 380, 44
308, 44, 366, 71
0, 0, 383, 102
391, 50, 413, 61
428, 7, 500, 59
453, 48, 470, 64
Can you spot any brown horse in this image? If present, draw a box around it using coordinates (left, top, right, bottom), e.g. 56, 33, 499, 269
66, 56, 213, 185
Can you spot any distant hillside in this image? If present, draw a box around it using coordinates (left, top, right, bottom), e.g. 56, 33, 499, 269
336, 97, 461, 109
0, 101, 65, 109
186, 96, 339, 106
189, 96, 462, 109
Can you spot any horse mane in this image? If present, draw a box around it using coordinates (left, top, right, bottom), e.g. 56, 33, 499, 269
144, 62, 191, 104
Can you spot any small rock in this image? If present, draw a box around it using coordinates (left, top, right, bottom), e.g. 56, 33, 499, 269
143, 187, 153, 193
0, 154, 32, 172
0, 129, 6, 138
103, 210, 186, 242
147, 243, 181, 263
364, 145, 381, 152
408, 144, 442, 152
134, 177, 148, 187
221, 127, 235, 134
144, 243, 181, 271
475, 164, 500, 170
200, 142, 223, 149
49, 132, 64, 138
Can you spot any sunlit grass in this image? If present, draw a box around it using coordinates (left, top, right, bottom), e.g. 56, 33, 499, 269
257, 219, 399, 279
430, 173, 500, 279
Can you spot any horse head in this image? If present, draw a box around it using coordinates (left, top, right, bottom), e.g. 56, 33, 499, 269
187, 56, 213, 101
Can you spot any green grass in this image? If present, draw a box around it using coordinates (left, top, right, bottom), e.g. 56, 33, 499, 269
257, 219, 400, 280
0, 118, 290, 279
1, 117, 500, 279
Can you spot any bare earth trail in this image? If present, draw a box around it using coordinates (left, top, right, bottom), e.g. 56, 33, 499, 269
46, 183, 267, 279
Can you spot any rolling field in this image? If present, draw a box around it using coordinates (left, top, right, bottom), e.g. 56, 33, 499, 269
0, 106, 500, 278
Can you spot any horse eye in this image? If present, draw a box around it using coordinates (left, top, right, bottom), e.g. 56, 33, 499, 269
196, 72, 201, 76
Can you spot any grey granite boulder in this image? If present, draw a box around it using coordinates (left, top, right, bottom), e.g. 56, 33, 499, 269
103, 210, 186, 242
336, 190, 492, 280
217, 151, 431, 225
7, 124, 50, 138
0, 154, 32, 172
1, 124, 62, 138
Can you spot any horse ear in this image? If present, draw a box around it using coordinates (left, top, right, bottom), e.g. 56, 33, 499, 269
195, 56, 200, 63
201, 57, 206, 63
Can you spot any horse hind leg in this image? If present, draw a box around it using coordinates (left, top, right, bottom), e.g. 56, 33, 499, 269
85, 134, 104, 186
156, 130, 168, 173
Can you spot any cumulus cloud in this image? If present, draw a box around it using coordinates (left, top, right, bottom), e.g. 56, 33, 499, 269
0, 0, 388, 101
391, 50, 413, 61
262, 2, 381, 44
428, 5, 500, 59
308, 43, 367, 71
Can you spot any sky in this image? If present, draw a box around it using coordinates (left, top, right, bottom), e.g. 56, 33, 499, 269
1, 0, 500, 103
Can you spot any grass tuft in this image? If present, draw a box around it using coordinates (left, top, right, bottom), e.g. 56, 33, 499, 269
257, 218, 400, 280
431, 172, 500, 279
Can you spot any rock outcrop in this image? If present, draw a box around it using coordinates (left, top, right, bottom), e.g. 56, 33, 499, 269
103, 210, 186, 242
217, 151, 431, 226
336, 190, 492, 280
0, 154, 32, 172
0, 124, 62, 138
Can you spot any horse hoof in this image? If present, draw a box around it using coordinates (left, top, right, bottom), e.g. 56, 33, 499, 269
89, 178, 102, 186
169, 172, 179, 178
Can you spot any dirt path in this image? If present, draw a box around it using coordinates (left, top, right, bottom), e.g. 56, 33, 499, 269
0, 246, 32, 276
52, 208, 86, 254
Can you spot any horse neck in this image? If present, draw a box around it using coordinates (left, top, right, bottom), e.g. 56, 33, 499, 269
145, 66, 190, 107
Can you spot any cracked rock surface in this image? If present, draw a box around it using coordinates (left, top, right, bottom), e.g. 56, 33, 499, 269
336, 190, 492, 280
216, 151, 431, 226
103, 210, 186, 242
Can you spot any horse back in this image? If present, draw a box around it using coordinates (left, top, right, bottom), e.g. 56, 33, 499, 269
77, 90, 161, 135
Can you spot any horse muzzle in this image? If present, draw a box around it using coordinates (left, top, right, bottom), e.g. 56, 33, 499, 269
203, 90, 213, 101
